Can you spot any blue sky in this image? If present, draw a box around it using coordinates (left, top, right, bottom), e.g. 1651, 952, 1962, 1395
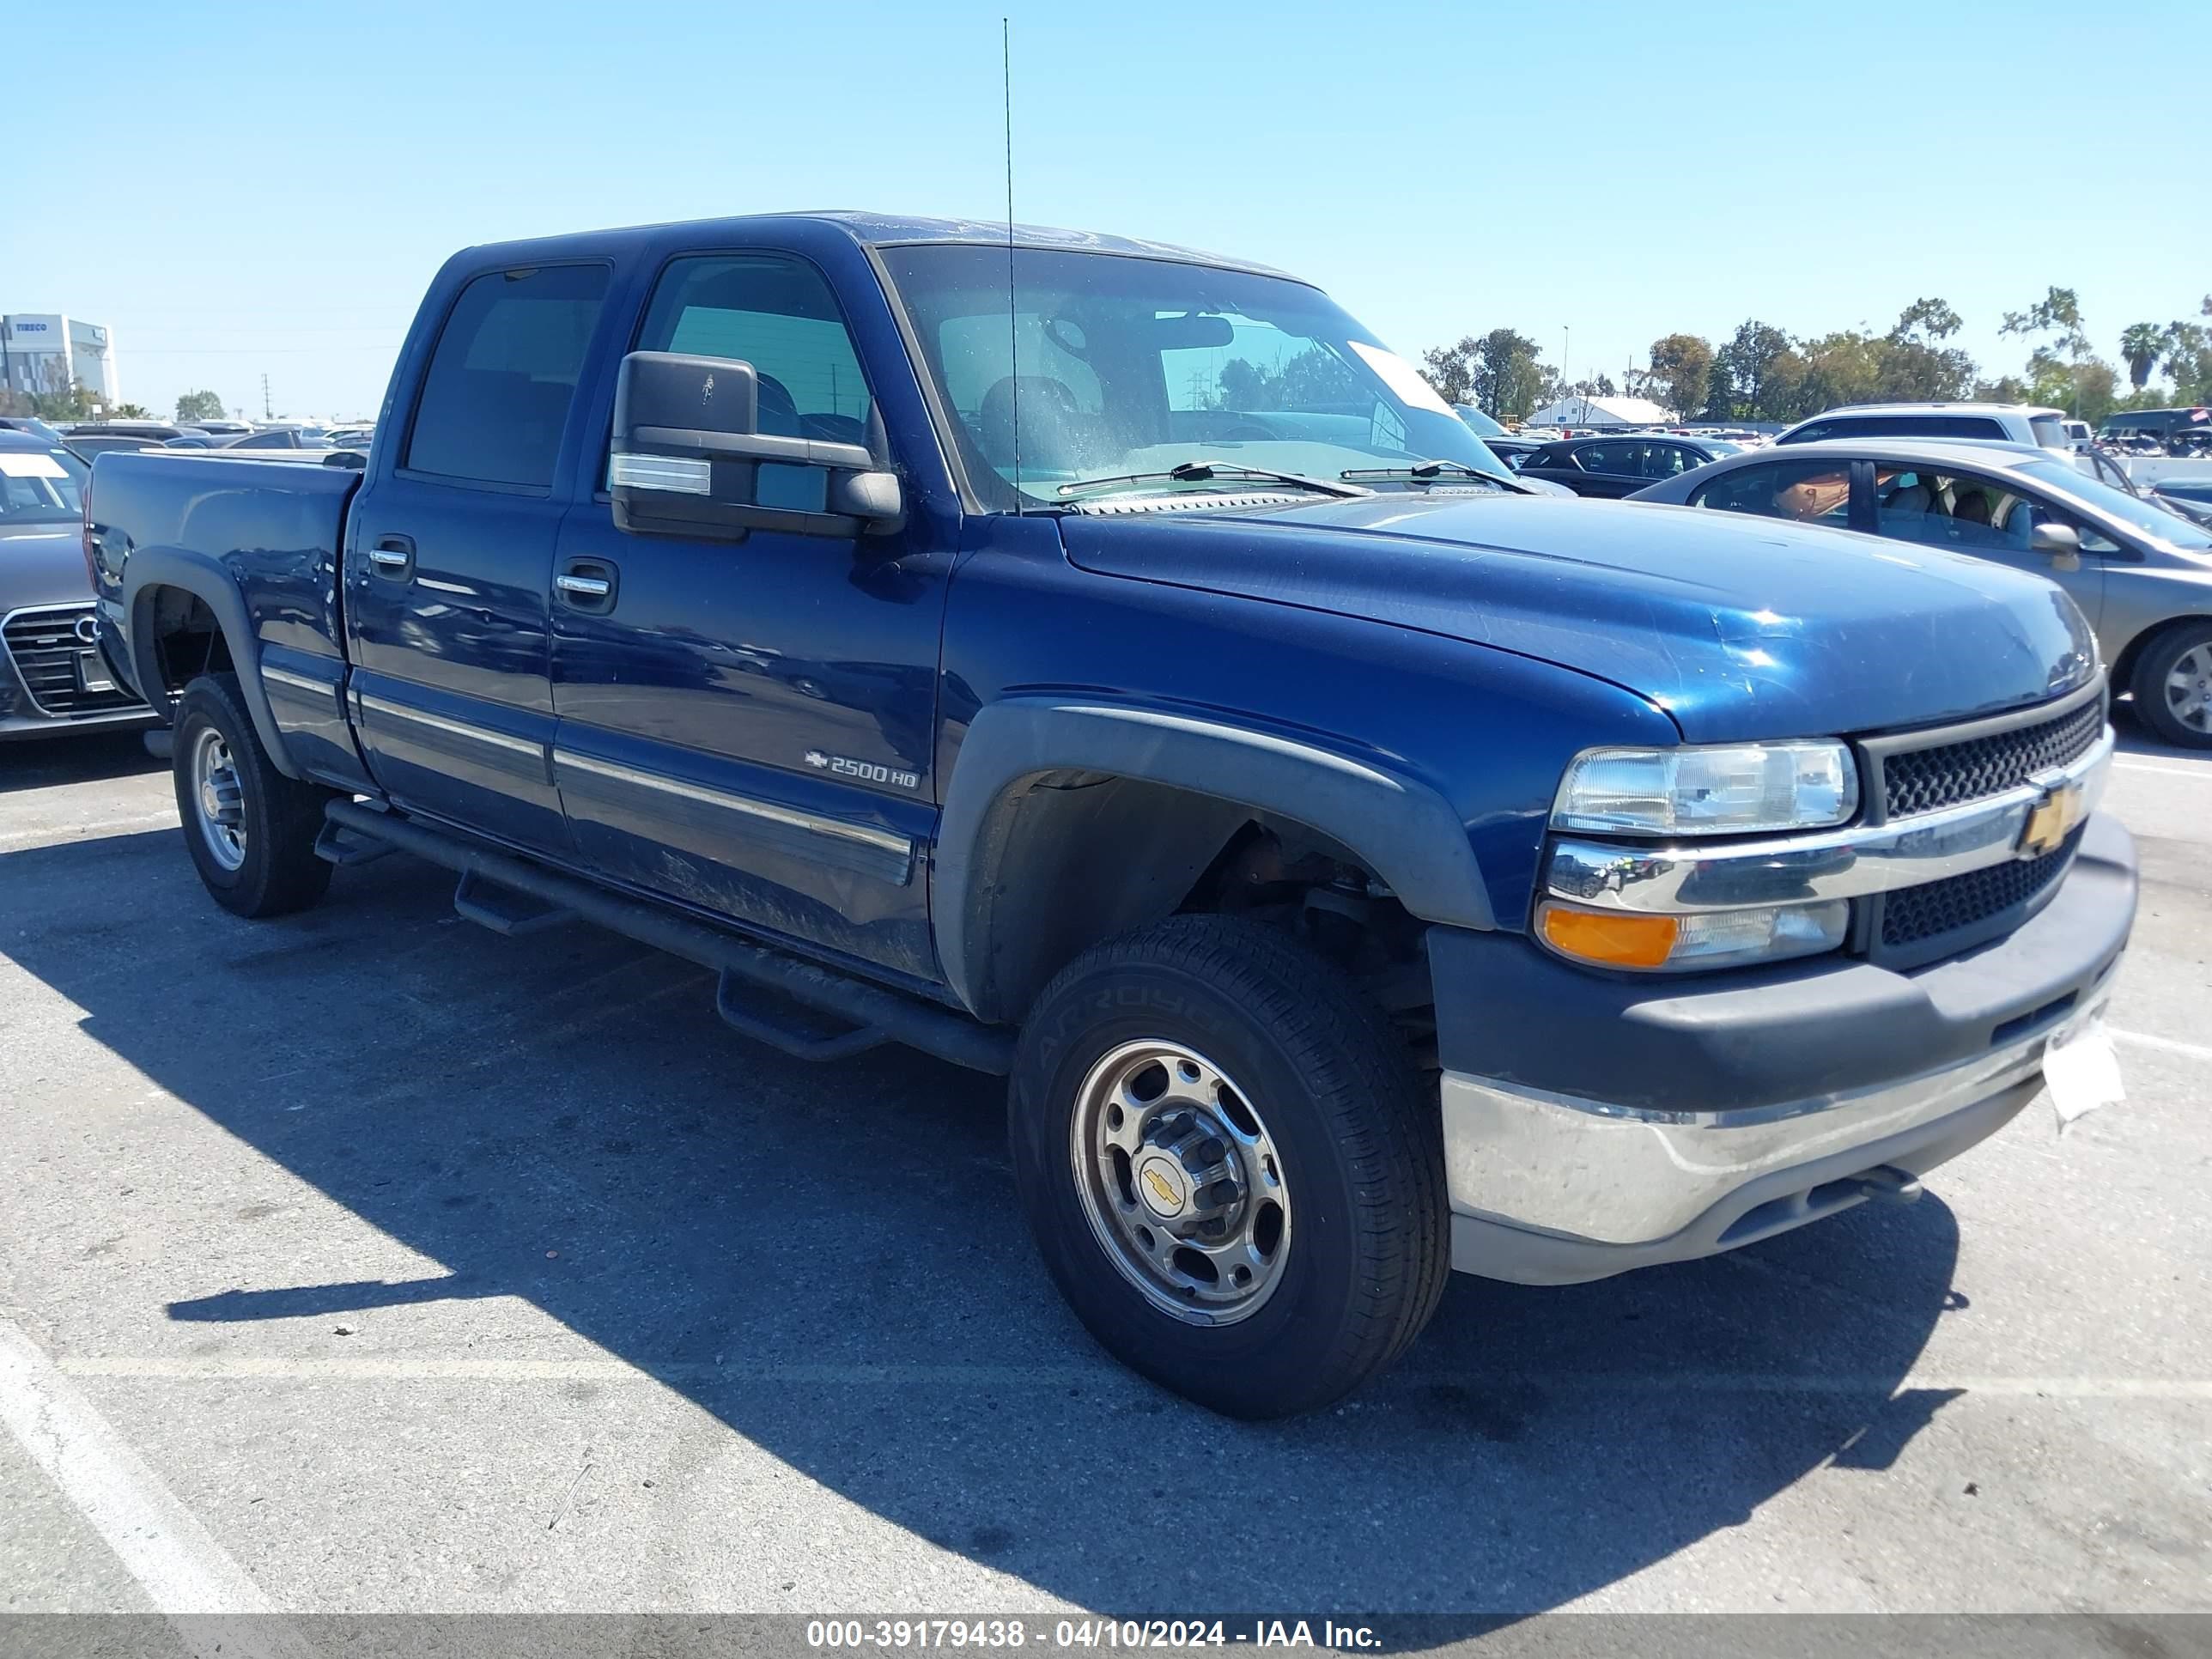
12, 0, 2205, 421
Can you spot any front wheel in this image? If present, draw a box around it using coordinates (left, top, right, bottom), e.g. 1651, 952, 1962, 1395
171, 672, 334, 917
2132, 623, 2212, 750
1009, 915, 1449, 1418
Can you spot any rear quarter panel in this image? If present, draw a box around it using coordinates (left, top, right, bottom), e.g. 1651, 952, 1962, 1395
89, 452, 368, 786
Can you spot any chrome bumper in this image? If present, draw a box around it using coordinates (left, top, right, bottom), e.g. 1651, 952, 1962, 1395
1443, 1018, 2052, 1242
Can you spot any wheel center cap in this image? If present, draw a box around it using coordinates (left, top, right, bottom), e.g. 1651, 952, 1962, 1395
1134, 1153, 1189, 1218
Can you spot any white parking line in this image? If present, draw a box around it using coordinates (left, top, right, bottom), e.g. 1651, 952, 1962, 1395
2112, 758, 2212, 781
50, 1353, 2212, 1400
2112, 1027, 2212, 1065
0, 811, 177, 851
0, 1316, 319, 1656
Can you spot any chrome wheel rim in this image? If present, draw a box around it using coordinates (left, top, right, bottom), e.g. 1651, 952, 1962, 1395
190, 726, 247, 872
2166, 645, 2212, 735
1069, 1039, 1291, 1325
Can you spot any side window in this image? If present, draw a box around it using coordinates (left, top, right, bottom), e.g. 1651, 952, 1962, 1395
1873, 471, 2033, 551
635, 254, 874, 447
1690, 460, 1852, 524
1572, 442, 1620, 473
1640, 443, 1696, 478
2029, 497, 2121, 556
405, 264, 611, 488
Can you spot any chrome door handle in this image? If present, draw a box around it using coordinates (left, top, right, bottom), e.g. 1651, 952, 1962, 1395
367, 549, 410, 570
555, 574, 611, 599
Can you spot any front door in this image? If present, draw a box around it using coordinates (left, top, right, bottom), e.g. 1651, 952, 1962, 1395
548, 250, 951, 982
344, 260, 616, 853
1868, 465, 2105, 631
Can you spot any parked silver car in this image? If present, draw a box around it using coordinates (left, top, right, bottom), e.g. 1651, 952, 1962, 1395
1627, 437, 2212, 747
0, 433, 156, 741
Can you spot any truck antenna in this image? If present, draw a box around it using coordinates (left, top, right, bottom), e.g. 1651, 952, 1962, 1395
1003, 16, 1021, 515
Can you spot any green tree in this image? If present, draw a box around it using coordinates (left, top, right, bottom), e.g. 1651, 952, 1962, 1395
1876, 298, 1977, 401
1473, 328, 1547, 420
1644, 333, 1714, 422
2163, 316, 2212, 404
1420, 337, 1481, 406
2000, 287, 2088, 412
176, 389, 227, 423
111, 402, 152, 420
1710, 321, 1790, 421
2070, 361, 2121, 425
28, 377, 97, 422
2120, 324, 2166, 390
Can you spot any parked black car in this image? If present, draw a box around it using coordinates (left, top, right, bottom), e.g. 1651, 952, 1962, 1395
1516, 434, 1737, 498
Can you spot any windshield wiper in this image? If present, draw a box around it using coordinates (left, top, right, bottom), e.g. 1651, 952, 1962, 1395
1340, 459, 1526, 490
1054, 460, 1370, 501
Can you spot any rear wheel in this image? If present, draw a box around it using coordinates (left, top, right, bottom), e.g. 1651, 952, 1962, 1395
2131, 623, 2212, 749
171, 672, 334, 917
1009, 915, 1448, 1418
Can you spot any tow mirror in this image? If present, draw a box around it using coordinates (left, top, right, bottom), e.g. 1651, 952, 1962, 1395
610, 350, 902, 542
2032, 521, 2082, 570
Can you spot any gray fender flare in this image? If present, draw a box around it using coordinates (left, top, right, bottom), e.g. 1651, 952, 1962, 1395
930, 697, 1494, 1018
123, 550, 302, 779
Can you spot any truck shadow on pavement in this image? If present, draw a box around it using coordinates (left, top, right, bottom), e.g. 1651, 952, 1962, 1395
1, 823, 1973, 1622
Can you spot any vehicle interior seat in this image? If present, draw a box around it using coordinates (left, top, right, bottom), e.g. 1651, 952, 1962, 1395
1953, 489, 1993, 526
1881, 481, 1933, 517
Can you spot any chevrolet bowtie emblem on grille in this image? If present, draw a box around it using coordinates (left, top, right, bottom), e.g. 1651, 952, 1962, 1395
2018, 776, 2086, 859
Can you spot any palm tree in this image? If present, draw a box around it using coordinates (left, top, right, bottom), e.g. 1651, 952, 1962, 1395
2121, 324, 2164, 391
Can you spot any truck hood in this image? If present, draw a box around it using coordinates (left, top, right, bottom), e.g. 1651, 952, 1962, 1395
0, 526, 98, 612
1058, 495, 2098, 742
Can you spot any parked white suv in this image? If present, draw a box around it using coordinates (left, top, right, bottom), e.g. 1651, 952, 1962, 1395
1776, 403, 2071, 453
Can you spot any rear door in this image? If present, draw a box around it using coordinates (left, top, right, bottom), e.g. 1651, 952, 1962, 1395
545, 246, 952, 982
1559, 440, 1641, 497
343, 261, 617, 851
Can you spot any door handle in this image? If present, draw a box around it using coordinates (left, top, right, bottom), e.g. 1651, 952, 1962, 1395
366, 534, 415, 579
555, 558, 618, 612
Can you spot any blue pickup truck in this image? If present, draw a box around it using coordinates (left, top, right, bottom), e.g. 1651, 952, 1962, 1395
88, 213, 2135, 1417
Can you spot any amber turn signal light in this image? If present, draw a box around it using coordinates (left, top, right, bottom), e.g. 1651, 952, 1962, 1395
1538, 903, 1680, 969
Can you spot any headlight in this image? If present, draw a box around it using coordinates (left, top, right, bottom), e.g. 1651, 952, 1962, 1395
1537, 898, 1849, 972
1552, 741, 1857, 836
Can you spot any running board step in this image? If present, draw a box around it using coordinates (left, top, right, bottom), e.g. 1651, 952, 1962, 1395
319, 797, 1012, 1075
313, 819, 394, 867
451, 870, 577, 937
715, 971, 889, 1062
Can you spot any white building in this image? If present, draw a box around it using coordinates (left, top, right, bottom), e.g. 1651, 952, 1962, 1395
1523, 393, 1674, 430
0, 314, 121, 405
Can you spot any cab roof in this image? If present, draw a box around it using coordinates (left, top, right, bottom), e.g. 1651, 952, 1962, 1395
455, 210, 1297, 282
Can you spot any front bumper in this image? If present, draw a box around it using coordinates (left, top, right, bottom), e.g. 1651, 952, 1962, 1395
1433, 811, 2136, 1284
0, 601, 157, 741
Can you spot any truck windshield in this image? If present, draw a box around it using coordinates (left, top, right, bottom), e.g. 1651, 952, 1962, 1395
880, 244, 1509, 507
0, 446, 88, 526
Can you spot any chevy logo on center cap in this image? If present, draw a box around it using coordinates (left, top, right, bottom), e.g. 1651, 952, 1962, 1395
2019, 778, 2086, 859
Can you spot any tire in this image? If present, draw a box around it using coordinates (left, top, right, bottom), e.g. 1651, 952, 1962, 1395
171, 672, 334, 917
1009, 914, 1449, 1418
2130, 622, 2212, 749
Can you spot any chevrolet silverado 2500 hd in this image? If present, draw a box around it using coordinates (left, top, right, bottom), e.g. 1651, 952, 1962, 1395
89, 213, 2135, 1418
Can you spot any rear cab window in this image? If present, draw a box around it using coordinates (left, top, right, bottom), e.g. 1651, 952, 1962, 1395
404, 264, 613, 489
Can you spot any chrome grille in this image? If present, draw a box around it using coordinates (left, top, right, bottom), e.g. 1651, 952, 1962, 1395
3, 605, 143, 719
1881, 697, 2104, 818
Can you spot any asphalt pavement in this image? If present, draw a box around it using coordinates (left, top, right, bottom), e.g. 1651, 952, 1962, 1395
0, 718, 2207, 1641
